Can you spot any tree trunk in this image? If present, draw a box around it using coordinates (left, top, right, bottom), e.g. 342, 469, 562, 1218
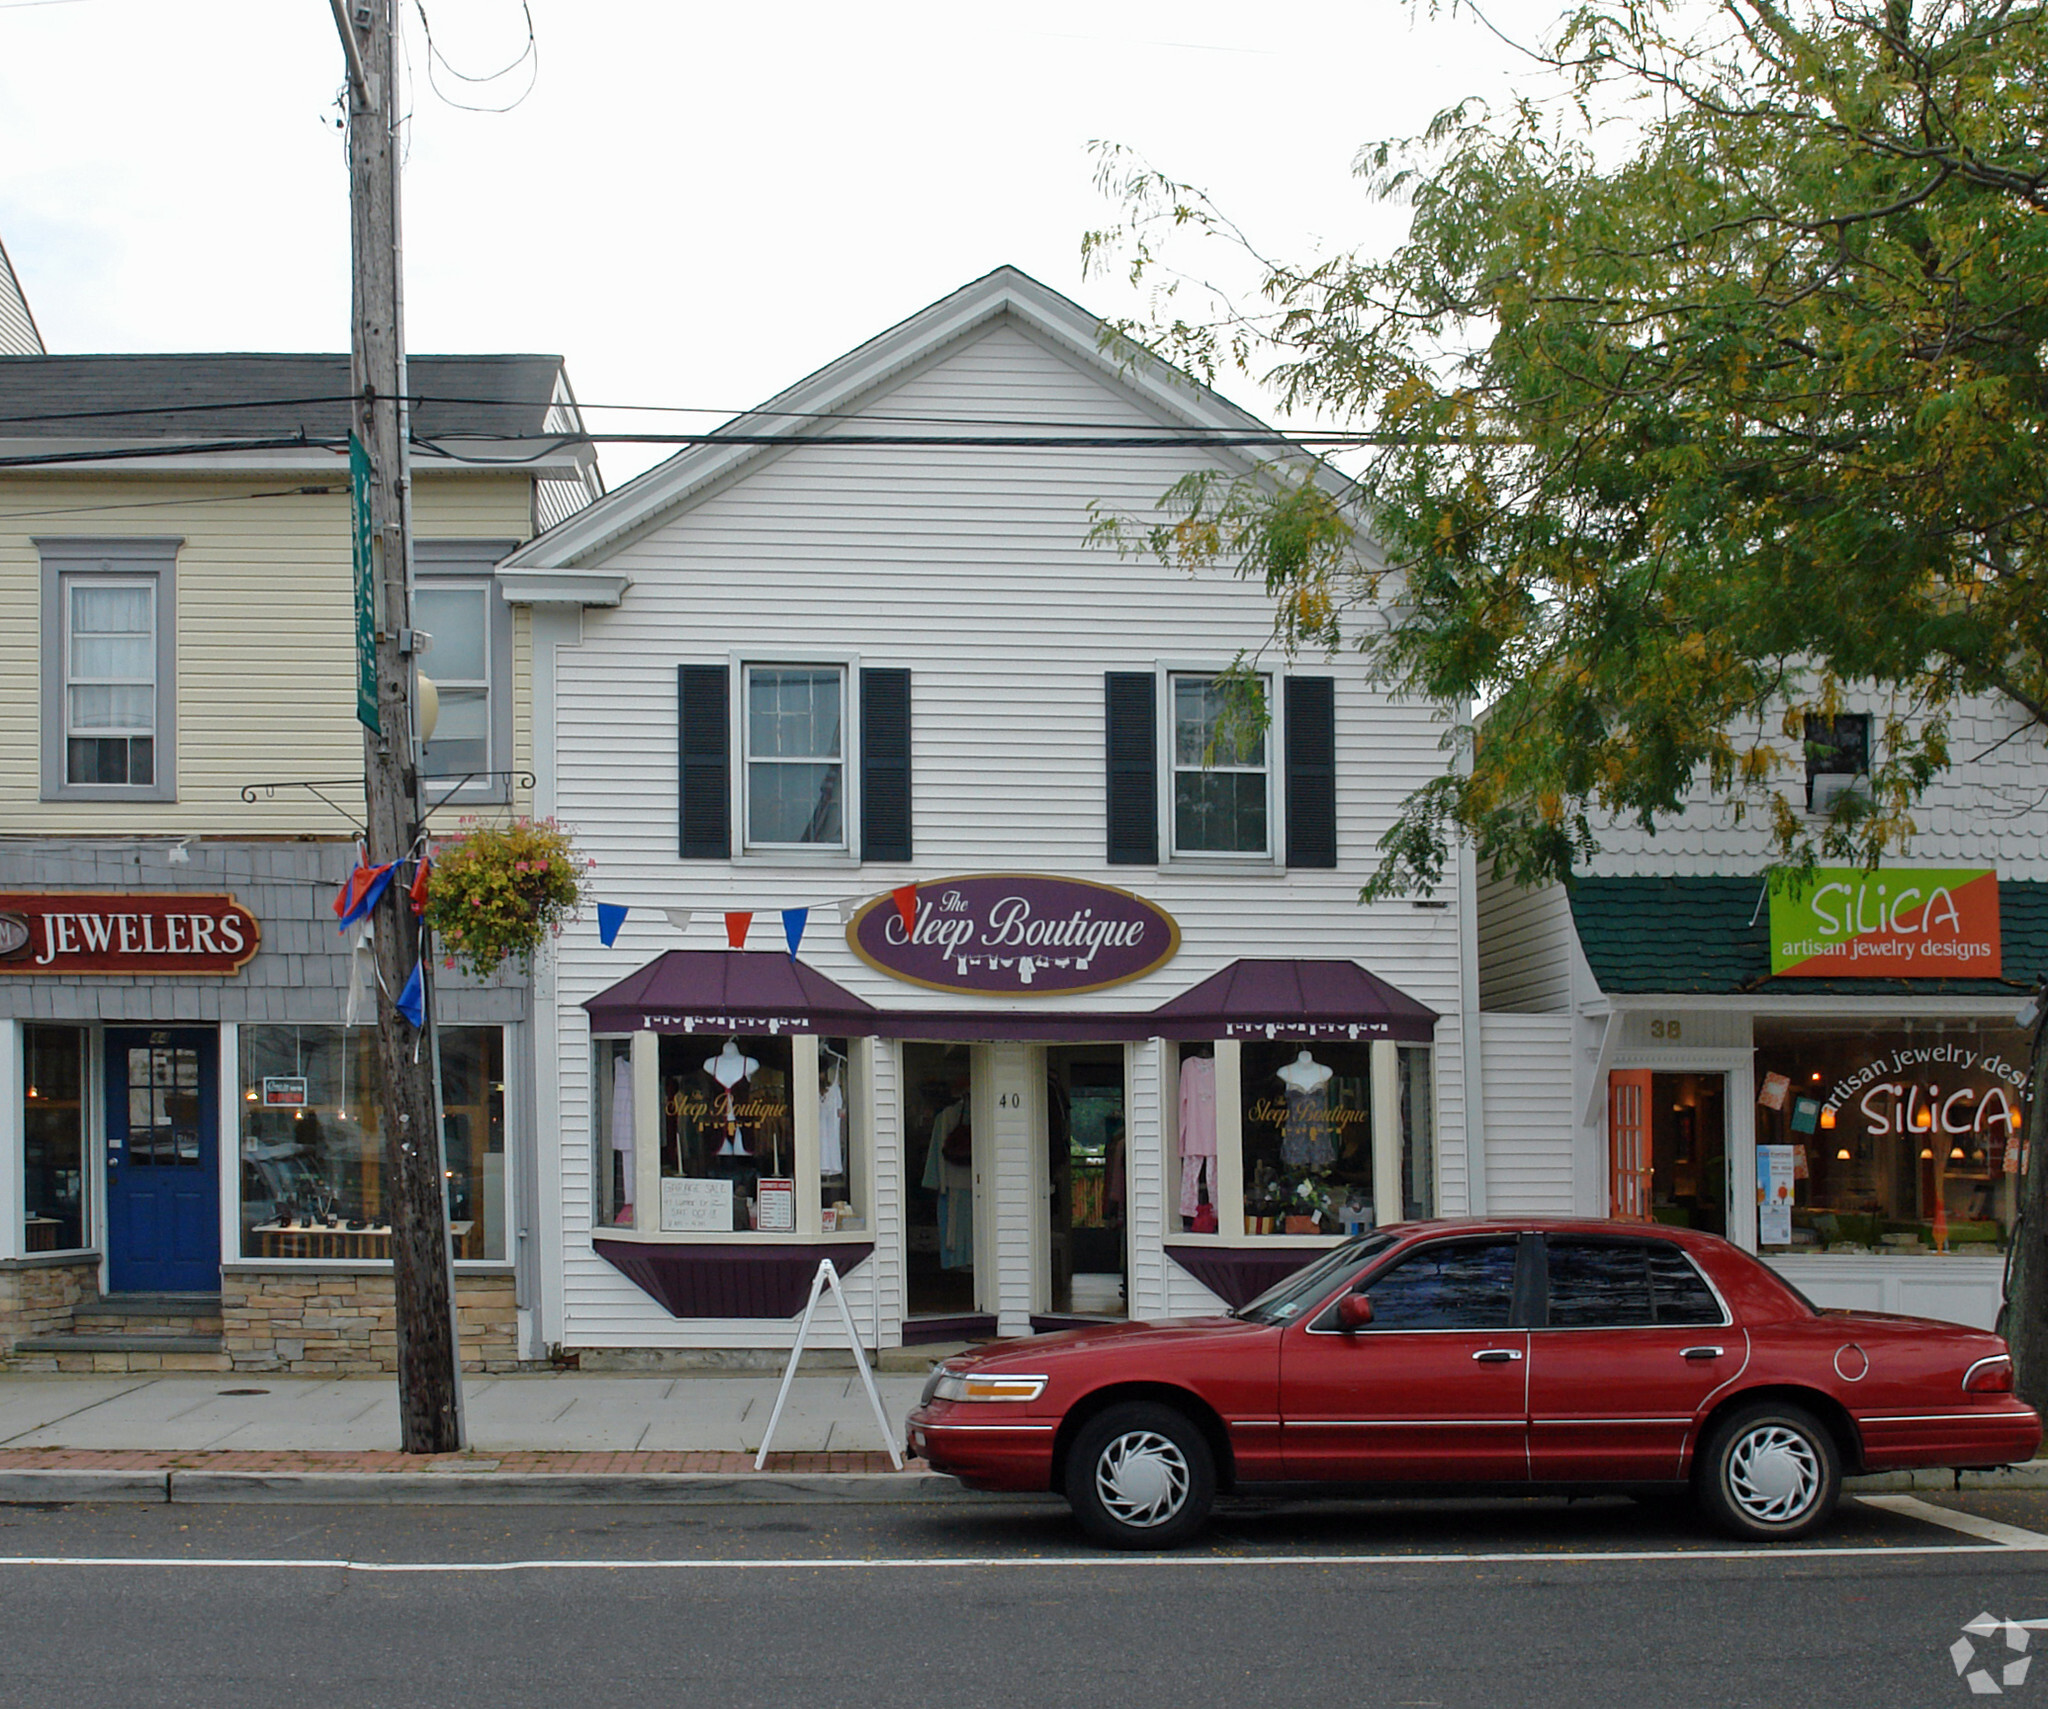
339, 0, 462, 1455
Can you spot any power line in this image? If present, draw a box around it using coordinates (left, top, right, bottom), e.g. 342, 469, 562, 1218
0, 485, 339, 522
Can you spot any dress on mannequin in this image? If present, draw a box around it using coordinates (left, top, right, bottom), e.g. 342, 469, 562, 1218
819, 1063, 846, 1177
706, 1041, 759, 1158
1278, 1050, 1335, 1169
923, 1099, 974, 1270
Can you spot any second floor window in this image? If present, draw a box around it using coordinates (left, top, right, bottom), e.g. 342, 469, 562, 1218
414, 542, 516, 804
65, 576, 156, 786
1172, 673, 1270, 856
745, 665, 845, 848
1804, 712, 1870, 813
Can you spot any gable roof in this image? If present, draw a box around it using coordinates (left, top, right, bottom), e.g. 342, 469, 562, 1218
0, 352, 568, 441
1568, 874, 2048, 996
500, 264, 1348, 574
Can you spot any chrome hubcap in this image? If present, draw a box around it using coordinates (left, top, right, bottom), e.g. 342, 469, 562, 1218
1094, 1430, 1190, 1528
1727, 1424, 1821, 1524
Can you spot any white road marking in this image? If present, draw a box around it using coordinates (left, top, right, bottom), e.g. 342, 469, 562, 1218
0, 1542, 2033, 1572
1858, 1495, 2048, 1549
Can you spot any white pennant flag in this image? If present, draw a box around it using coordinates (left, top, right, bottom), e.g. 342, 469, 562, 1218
835, 897, 862, 924
663, 908, 694, 931
344, 922, 376, 1027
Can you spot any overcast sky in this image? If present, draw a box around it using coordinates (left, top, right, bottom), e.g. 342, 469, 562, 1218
0, 0, 1563, 483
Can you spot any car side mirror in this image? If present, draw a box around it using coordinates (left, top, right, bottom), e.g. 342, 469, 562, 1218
1335, 1292, 1374, 1332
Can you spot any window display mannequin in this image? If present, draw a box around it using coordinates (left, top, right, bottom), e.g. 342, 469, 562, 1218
707, 1040, 759, 1158
1278, 1049, 1335, 1169
609, 1057, 635, 1224
923, 1093, 973, 1269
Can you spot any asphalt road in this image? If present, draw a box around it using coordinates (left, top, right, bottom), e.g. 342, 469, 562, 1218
4, 1491, 2047, 1708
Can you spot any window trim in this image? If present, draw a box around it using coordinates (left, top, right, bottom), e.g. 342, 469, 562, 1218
1158, 663, 1280, 866
38, 538, 180, 803
415, 541, 518, 807
732, 653, 862, 861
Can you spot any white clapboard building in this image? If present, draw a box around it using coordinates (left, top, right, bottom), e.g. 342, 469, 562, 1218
499, 267, 1491, 1359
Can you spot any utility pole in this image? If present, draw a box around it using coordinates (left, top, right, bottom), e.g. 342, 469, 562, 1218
330, 0, 463, 1453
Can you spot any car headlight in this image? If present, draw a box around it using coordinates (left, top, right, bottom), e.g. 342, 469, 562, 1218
926, 1370, 1048, 1404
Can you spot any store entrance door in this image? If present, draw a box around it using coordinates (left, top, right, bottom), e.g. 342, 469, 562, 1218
104, 1028, 220, 1294
904, 1042, 982, 1327
1045, 1046, 1128, 1319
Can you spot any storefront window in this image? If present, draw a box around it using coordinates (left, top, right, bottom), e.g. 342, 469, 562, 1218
592, 1037, 635, 1229
658, 1035, 795, 1232
1754, 1020, 2031, 1255
819, 1039, 864, 1233
237, 1025, 507, 1261
1398, 1045, 1437, 1221
23, 1025, 88, 1251
1241, 1041, 1374, 1235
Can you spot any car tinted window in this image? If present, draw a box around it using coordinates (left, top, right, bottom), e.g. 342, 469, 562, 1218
1363, 1239, 1518, 1330
1645, 1243, 1725, 1325
1546, 1240, 1654, 1327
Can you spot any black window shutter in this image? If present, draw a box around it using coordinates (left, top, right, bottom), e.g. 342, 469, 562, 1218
1104, 672, 1158, 865
677, 664, 731, 860
860, 667, 913, 863
1284, 675, 1337, 868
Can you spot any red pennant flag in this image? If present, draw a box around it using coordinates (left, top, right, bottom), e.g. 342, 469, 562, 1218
891, 884, 918, 939
408, 857, 431, 916
724, 911, 753, 949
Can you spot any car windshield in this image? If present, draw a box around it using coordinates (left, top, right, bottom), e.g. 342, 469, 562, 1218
1232, 1233, 1395, 1325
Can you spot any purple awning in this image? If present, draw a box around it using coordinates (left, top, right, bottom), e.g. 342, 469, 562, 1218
582, 950, 882, 1036
584, 951, 1435, 1044
1148, 958, 1437, 1044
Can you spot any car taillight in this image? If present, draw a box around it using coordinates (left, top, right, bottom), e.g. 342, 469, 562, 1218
1964, 1355, 2014, 1395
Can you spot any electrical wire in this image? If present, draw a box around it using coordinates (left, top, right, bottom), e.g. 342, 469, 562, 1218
413, 0, 536, 114
0, 485, 339, 522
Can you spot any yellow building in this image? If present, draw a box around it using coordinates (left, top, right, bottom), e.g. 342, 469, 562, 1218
0, 348, 602, 1373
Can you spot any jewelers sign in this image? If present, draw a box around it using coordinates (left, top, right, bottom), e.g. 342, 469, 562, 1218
0, 893, 261, 976
1768, 868, 2000, 978
848, 874, 1180, 996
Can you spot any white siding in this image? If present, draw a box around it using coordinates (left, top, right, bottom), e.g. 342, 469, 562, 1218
1479, 1014, 1574, 1213
1476, 866, 1575, 1013
0, 239, 40, 355
546, 313, 1475, 1344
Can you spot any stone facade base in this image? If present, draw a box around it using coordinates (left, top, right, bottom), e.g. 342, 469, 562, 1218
0, 1258, 100, 1354
222, 1270, 521, 1374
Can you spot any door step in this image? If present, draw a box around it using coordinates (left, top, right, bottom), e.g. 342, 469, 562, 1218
71, 1294, 223, 1338
6, 1331, 230, 1373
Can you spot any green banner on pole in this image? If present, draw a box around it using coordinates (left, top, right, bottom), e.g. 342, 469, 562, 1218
350, 434, 379, 734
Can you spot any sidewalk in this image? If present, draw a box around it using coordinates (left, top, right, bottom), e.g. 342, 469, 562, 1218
0, 1370, 962, 1503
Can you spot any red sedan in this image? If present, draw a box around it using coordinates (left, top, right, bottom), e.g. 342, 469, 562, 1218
905, 1219, 2039, 1549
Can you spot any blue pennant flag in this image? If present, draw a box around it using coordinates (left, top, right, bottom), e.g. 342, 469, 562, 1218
334, 861, 398, 931
395, 960, 425, 1029
597, 902, 629, 948
782, 906, 808, 958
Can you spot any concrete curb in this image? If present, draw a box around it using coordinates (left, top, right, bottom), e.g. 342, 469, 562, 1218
0, 1468, 1050, 1506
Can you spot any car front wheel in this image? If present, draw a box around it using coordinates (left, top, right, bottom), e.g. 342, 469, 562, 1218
1695, 1401, 1841, 1541
1065, 1401, 1215, 1550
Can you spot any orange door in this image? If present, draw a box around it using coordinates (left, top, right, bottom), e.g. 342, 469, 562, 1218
1608, 1069, 1653, 1221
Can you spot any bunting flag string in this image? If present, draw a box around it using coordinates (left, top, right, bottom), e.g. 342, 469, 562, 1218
395, 960, 426, 1030
584, 892, 894, 948
334, 860, 399, 931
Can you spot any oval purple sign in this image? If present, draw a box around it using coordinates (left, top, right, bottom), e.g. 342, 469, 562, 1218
846, 874, 1181, 996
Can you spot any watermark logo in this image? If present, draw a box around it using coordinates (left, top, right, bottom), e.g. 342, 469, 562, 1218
1954, 1614, 2033, 1695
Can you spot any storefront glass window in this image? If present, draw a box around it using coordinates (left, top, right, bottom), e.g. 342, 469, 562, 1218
1398, 1045, 1437, 1220
237, 1025, 507, 1261
1241, 1041, 1374, 1235
658, 1035, 795, 1233
1753, 1020, 2031, 1255
23, 1025, 88, 1251
592, 1037, 635, 1229
819, 1039, 864, 1233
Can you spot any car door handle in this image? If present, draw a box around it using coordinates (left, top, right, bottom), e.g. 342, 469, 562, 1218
1681, 1346, 1726, 1361
1472, 1349, 1523, 1363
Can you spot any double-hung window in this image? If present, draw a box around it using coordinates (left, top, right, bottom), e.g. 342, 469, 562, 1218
744, 665, 846, 850
40, 538, 178, 801
415, 541, 516, 804
1170, 673, 1270, 857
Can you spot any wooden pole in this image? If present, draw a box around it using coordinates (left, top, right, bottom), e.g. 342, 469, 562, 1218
333, 0, 463, 1453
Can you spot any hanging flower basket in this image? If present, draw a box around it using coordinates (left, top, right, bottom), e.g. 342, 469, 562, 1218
423, 817, 588, 980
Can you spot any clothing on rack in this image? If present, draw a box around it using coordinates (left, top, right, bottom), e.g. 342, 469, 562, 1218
609, 1062, 635, 1223
819, 1071, 846, 1177
923, 1098, 973, 1270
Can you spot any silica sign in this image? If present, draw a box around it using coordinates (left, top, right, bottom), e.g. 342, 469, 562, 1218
847, 874, 1181, 996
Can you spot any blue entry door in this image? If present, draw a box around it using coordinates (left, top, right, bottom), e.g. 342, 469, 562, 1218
105, 1029, 221, 1294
